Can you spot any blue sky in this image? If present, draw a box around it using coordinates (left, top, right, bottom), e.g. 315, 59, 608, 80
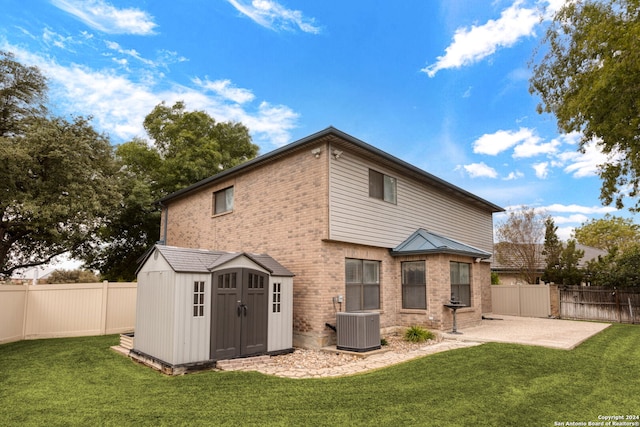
2, 0, 635, 243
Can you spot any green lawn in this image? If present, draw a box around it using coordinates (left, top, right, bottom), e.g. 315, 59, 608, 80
1, 324, 639, 427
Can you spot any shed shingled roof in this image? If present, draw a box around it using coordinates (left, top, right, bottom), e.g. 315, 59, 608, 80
390, 229, 492, 259
141, 245, 294, 277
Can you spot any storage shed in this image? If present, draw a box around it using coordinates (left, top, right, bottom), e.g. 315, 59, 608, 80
133, 245, 294, 373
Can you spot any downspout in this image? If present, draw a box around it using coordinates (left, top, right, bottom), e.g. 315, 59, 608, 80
159, 202, 168, 245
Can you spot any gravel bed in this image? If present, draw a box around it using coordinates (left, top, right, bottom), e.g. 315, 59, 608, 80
269, 333, 442, 370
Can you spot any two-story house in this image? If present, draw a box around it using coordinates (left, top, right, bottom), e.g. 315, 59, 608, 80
153, 127, 503, 350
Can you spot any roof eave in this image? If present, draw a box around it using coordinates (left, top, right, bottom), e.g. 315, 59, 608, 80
390, 248, 492, 258
158, 127, 504, 212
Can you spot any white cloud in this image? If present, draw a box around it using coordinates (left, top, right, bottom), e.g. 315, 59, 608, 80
552, 214, 589, 224
422, 0, 539, 77
473, 127, 538, 156
42, 28, 74, 49
51, 0, 157, 35
513, 137, 560, 158
540, 204, 617, 214
532, 161, 549, 179
227, 0, 321, 34
105, 41, 155, 66
193, 78, 256, 104
503, 170, 524, 180
556, 139, 617, 178
459, 162, 498, 178
5, 44, 299, 148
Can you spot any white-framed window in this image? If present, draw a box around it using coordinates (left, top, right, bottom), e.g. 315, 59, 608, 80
193, 281, 205, 317
272, 282, 281, 313
213, 186, 234, 215
369, 169, 396, 204
450, 262, 471, 306
402, 261, 426, 309
345, 258, 380, 311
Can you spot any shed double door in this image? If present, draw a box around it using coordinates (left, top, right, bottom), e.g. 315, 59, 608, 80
211, 268, 268, 361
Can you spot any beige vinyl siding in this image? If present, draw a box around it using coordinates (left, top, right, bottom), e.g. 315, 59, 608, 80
329, 149, 494, 252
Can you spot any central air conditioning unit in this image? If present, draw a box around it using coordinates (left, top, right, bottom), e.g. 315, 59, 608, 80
336, 312, 381, 352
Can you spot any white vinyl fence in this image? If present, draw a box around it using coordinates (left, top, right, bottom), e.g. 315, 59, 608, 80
0, 282, 136, 344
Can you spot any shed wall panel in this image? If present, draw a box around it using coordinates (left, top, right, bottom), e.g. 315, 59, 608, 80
267, 276, 293, 352
173, 273, 211, 365
329, 150, 494, 253
134, 270, 176, 364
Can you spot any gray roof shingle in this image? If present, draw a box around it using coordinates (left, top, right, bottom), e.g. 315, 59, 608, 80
142, 245, 294, 277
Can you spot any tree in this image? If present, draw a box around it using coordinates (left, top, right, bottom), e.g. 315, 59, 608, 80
0, 51, 47, 137
143, 101, 259, 194
1, 115, 121, 277
530, 0, 640, 210
85, 102, 259, 281
586, 244, 640, 287
44, 269, 101, 284
573, 214, 640, 253
495, 207, 547, 284
542, 217, 563, 284
558, 239, 585, 286
542, 217, 585, 285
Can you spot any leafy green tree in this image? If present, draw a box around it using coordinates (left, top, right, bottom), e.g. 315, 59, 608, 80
0, 51, 47, 136
1, 116, 121, 277
541, 217, 585, 285
558, 240, 585, 286
542, 217, 563, 284
573, 214, 640, 253
44, 269, 101, 284
143, 101, 259, 194
586, 244, 640, 288
86, 102, 259, 281
530, 0, 640, 210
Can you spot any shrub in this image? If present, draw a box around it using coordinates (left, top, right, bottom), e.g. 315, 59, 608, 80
380, 338, 388, 346
404, 325, 434, 343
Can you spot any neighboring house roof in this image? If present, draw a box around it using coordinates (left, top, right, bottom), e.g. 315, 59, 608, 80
390, 229, 493, 259
491, 243, 607, 271
139, 245, 295, 277
159, 127, 503, 213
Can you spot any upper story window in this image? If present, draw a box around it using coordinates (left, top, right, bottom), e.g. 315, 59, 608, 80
213, 187, 234, 215
369, 169, 396, 204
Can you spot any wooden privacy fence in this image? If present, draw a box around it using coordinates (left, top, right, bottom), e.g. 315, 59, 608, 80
491, 284, 552, 318
0, 282, 136, 344
560, 286, 640, 324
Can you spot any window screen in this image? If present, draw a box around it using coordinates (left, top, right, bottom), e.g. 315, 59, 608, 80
346, 258, 380, 311
402, 261, 426, 309
213, 187, 234, 214
450, 262, 471, 306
